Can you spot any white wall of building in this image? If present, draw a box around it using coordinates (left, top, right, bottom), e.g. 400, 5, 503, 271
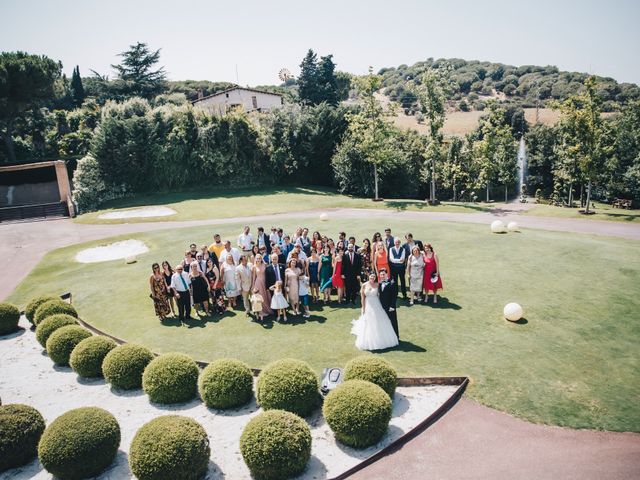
194, 88, 283, 115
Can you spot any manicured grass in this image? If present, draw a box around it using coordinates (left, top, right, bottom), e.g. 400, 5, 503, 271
525, 202, 640, 223
8, 218, 640, 432
74, 186, 490, 224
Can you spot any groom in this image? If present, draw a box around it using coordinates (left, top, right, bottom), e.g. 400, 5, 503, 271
378, 269, 399, 339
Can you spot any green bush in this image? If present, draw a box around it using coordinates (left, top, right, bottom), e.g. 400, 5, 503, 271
25, 295, 58, 325
0, 302, 20, 336
70, 336, 117, 378
344, 356, 398, 398
256, 359, 319, 417
129, 415, 210, 480
35, 314, 78, 348
34, 299, 78, 326
45, 325, 92, 366
38, 407, 120, 479
102, 343, 154, 390
0, 404, 46, 472
142, 353, 199, 404
240, 410, 311, 480
198, 359, 253, 409
323, 380, 392, 448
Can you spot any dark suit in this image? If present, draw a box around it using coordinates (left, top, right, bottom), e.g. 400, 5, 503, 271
384, 236, 395, 251
258, 233, 272, 254
342, 250, 362, 303
265, 263, 285, 290
379, 280, 399, 338
403, 240, 424, 258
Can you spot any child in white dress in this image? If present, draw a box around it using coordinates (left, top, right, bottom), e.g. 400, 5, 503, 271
250, 289, 265, 322
270, 281, 289, 322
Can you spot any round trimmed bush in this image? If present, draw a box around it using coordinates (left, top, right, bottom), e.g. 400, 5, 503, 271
198, 359, 253, 409
129, 415, 210, 480
0, 404, 46, 472
256, 359, 319, 417
25, 295, 58, 325
240, 410, 311, 480
344, 356, 398, 398
0, 302, 20, 336
70, 336, 117, 378
38, 407, 120, 479
142, 353, 199, 404
102, 343, 154, 390
35, 314, 78, 348
34, 299, 78, 326
45, 325, 92, 366
323, 379, 392, 448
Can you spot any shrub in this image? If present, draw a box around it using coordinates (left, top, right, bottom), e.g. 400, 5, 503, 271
129, 415, 210, 480
0, 302, 20, 336
323, 380, 392, 448
38, 407, 120, 479
102, 343, 154, 390
344, 356, 398, 398
69, 336, 117, 378
142, 353, 199, 404
198, 359, 253, 409
34, 300, 78, 326
35, 314, 78, 348
240, 410, 311, 480
46, 325, 92, 366
256, 359, 319, 417
0, 404, 46, 472
25, 295, 57, 325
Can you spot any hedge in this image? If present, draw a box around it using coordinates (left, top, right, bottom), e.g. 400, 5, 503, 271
129, 415, 210, 480
142, 353, 199, 404
0, 404, 46, 472
25, 294, 58, 325
38, 407, 120, 479
344, 356, 398, 398
198, 359, 253, 409
323, 380, 392, 448
0, 302, 20, 336
69, 336, 117, 378
240, 410, 312, 480
34, 300, 78, 326
45, 325, 92, 366
102, 343, 154, 390
35, 314, 78, 348
256, 359, 319, 417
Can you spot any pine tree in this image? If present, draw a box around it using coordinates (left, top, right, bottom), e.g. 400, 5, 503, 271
298, 49, 319, 105
70, 66, 85, 107
111, 42, 167, 99
317, 55, 339, 106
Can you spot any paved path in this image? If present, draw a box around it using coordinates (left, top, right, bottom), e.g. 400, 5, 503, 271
1, 207, 639, 479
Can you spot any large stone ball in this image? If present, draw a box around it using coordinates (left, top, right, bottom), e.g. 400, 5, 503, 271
319, 212, 329, 221
507, 221, 519, 232
491, 220, 506, 233
504, 303, 524, 321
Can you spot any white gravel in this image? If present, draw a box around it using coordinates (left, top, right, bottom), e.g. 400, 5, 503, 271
74, 240, 149, 264
0, 317, 459, 479
98, 207, 177, 220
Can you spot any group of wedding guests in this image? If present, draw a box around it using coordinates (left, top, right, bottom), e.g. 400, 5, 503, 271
148, 225, 443, 323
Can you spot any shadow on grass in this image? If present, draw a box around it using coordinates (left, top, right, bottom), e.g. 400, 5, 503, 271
429, 297, 462, 310
385, 200, 488, 213
510, 317, 529, 325
375, 340, 427, 353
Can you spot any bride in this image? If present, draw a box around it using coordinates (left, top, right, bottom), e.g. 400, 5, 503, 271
351, 273, 399, 350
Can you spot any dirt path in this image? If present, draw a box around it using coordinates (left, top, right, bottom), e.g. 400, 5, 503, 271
1, 208, 639, 478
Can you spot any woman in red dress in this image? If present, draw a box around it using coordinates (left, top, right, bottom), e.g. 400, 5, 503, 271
331, 248, 345, 303
423, 243, 443, 303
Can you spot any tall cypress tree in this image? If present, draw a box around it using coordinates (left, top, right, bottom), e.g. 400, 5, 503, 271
317, 55, 339, 106
70, 66, 85, 107
298, 49, 319, 105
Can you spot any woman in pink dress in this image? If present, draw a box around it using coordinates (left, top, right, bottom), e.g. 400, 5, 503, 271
251, 254, 273, 319
331, 248, 345, 303
423, 243, 443, 303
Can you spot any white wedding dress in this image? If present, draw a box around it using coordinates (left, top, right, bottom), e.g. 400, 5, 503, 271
351, 284, 399, 351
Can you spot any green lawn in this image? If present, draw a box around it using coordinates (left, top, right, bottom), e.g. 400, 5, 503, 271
525, 201, 640, 223
74, 186, 490, 224
7, 217, 640, 432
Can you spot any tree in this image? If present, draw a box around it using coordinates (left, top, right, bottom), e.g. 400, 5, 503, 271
111, 42, 167, 99
298, 49, 319, 105
317, 55, 339, 106
70, 66, 85, 107
297, 49, 342, 106
0, 52, 61, 163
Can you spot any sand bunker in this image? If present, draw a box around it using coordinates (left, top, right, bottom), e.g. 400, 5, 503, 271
98, 206, 177, 219
2, 316, 458, 479
75, 240, 149, 263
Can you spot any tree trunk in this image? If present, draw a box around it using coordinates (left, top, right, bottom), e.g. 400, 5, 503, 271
1, 119, 16, 164
504, 184, 508, 203
580, 184, 585, 208
568, 181, 573, 207
453, 184, 457, 202
430, 158, 436, 202
373, 163, 379, 200
486, 182, 490, 202
584, 180, 592, 214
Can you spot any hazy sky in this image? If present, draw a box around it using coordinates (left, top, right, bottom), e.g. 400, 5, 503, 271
2, 0, 639, 86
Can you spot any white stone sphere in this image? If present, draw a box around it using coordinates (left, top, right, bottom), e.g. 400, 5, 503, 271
319, 212, 329, 221
491, 220, 506, 233
503, 302, 524, 321
125, 255, 137, 264
507, 221, 519, 232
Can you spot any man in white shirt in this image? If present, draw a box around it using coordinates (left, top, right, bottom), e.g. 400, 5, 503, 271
388, 237, 408, 299
170, 264, 192, 320
219, 241, 241, 265
237, 226, 253, 255
269, 227, 279, 246
195, 252, 207, 275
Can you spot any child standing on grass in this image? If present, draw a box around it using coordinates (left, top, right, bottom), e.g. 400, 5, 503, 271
250, 289, 265, 322
298, 275, 311, 318
270, 281, 289, 322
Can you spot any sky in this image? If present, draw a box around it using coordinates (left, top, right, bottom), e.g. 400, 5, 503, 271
2, 0, 639, 86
